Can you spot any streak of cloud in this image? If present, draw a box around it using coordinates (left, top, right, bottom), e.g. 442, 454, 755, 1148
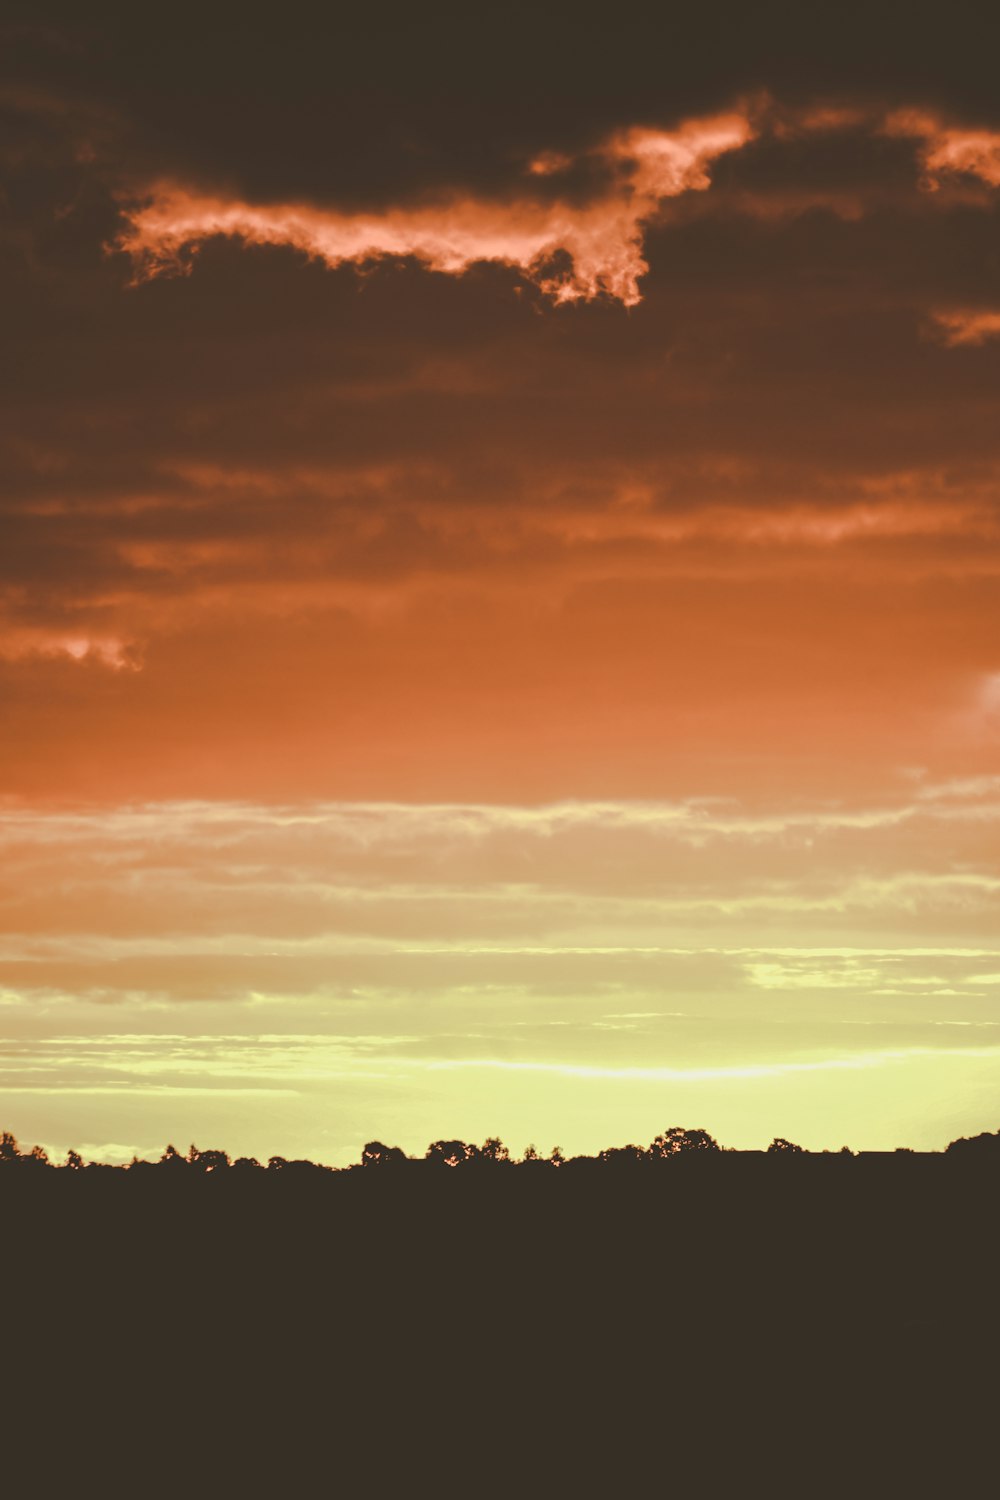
116, 115, 755, 305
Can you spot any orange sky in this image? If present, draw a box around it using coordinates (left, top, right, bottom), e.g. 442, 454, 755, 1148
2, 6, 999, 1161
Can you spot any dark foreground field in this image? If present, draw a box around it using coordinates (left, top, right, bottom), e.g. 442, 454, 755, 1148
5, 1155, 998, 1494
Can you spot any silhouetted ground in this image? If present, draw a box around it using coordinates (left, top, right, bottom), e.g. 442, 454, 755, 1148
4, 1151, 998, 1492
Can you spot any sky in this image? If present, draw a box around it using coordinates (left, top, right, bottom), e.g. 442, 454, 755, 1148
2, 2, 1000, 1163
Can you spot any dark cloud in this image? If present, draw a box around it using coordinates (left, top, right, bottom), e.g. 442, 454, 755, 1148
2, 3, 1000, 802
8, 1, 1000, 205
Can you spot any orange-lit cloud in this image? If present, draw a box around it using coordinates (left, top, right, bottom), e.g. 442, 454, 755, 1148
931, 309, 1000, 345
116, 114, 755, 305
0, 627, 136, 670
885, 109, 1000, 188
113, 103, 1000, 304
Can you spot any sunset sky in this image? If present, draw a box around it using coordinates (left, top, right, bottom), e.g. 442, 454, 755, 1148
3, 3, 1000, 1162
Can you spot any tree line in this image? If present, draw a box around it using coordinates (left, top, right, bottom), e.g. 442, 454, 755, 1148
3, 1124, 999, 1174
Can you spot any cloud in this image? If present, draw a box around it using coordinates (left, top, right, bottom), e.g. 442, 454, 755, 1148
115, 114, 755, 306
1, 790, 999, 1004
110, 102, 1000, 311
886, 111, 1000, 188
931, 309, 1000, 346
0, 627, 137, 669
0, 788, 976, 861
38, 1140, 156, 1165
422, 1047, 1000, 1083
915, 774, 1000, 801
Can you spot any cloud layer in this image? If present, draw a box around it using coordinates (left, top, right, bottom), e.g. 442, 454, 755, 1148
3, 781, 999, 1160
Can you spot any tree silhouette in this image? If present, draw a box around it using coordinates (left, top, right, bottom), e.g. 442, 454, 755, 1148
192, 1148, 230, 1172
650, 1127, 721, 1157
426, 1140, 478, 1167
361, 1141, 408, 1168
0, 1134, 51, 1169
478, 1138, 511, 1164
599, 1143, 646, 1165
945, 1128, 1000, 1158
10, 1120, 1000, 1178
